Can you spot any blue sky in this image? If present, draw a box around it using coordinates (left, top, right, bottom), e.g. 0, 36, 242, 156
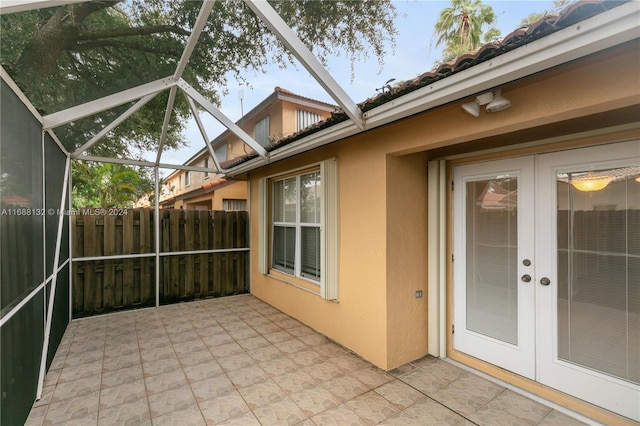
162, 0, 556, 165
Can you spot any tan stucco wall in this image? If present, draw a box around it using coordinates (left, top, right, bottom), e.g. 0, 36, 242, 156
385, 152, 429, 368
248, 45, 640, 371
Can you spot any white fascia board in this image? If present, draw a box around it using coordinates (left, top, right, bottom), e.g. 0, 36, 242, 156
173, 0, 216, 81
1, 65, 43, 123
364, 1, 640, 127
178, 79, 269, 159
226, 2, 639, 176
0, 0, 90, 14
244, 0, 364, 129
43, 77, 176, 130
224, 119, 359, 176
73, 93, 157, 157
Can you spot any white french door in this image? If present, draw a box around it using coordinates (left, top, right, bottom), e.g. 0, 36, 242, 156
453, 141, 640, 421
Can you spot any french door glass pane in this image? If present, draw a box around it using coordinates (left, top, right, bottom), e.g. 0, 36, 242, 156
556, 166, 640, 384
466, 177, 518, 344
301, 226, 321, 281
273, 226, 296, 274
301, 171, 321, 224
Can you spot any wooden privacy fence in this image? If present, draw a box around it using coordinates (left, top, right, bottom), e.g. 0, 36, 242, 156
72, 209, 249, 317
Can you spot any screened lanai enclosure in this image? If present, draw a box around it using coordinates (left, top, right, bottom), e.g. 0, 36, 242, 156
0, 1, 387, 423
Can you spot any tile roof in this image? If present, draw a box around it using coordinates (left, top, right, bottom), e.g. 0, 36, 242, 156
222, 0, 631, 170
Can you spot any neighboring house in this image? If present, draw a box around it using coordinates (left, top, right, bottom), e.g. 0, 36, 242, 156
158, 87, 336, 210
222, 1, 640, 424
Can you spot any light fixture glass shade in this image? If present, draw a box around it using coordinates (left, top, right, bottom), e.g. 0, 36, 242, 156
571, 177, 611, 192
462, 101, 480, 117
635, 176, 640, 183
486, 94, 511, 112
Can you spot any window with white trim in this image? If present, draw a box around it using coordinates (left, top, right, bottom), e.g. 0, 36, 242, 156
259, 159, 338, 300
255, 115, 270, 146
272, 170, 321, 280
297, 109, 322, 132
184, 171, 190, 186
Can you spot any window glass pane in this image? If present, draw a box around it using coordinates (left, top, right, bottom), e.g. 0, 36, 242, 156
466, 177, 518, 345
273, 180, 284, 222
301, 171, 321, 224
255, 116, 270, 146
273, 226, 296, 274
273, 177, 297, 223
557, 166, 640, 384
301, 226, 321, 281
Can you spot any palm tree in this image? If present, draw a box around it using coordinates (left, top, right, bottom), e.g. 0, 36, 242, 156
433, 0, 500, 62
72, 161, 153, 208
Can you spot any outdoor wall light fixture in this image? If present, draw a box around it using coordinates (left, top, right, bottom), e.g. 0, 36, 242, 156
462, 90, 511, 117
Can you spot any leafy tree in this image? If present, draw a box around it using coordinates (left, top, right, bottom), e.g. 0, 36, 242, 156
520, 0, 575, 26
433, 0, 500, 63
1, 0, 398, 159
72, 161, 154, 208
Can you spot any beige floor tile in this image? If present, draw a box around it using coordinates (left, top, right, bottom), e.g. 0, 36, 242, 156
44, 391, 99, 424
310, 402, 368, 426
177, 349, 215, 367
467, 404, 530, 426
345, 391, 400, 425
97, 396, 150, 425
217, 352, 254, 372
277, 338, 308, 354
51, 377, 100, 402
251, 396, 307, 425
144, 370, 188, 396
347, 365, 394, 389
321, 375, 369, 403
142, 356, 181, 377
247, 345, 283, 363
430, 385, 486, 417
373, 380, 427, 410
189, 375, 235, 402
208, 341, 243, 358
289, 385, 341, 417
102, 352, 141, 372
387, 398, 467, 425
538, 410, 588, 425
259, 357, 300, 376
24, 404, 47, 426
226, 364, 270, 388
483, 389, 552, 425
272, 370, 318, 395
398, 368, 450, 395
57, 360, 102, 384
237, 378, 288, 409
99, 379, 146, 409
198, 390, 250, 424
236, 335, 271, 351
449, 372, 505, 402
101, 364, 144, 389
183, 360, 224, 383
147, 384, 197, 418
150, 404, 205, 426
27, 295, 590, 426
287, 349, 325, 367
214, 411, 262, 425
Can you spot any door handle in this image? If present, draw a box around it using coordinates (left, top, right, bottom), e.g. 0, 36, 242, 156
521, 274, 531, 283
540, 277, 551, 286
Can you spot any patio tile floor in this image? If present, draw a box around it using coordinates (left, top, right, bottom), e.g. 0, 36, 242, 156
25, 294, 587, 425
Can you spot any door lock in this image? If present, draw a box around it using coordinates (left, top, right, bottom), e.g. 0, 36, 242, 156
540, 277, 551, 286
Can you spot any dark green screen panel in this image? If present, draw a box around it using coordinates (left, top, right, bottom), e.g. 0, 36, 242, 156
0, 292, 44, 426
0, 79, 44, 314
